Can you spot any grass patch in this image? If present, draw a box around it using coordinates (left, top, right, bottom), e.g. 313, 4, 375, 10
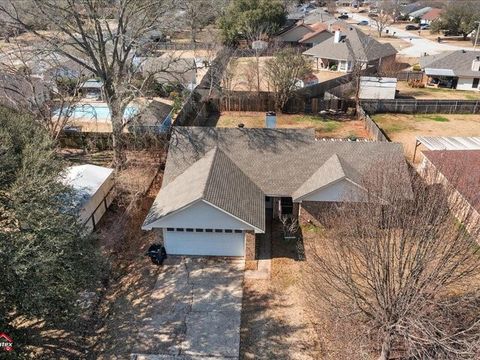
416, 115, 450, 122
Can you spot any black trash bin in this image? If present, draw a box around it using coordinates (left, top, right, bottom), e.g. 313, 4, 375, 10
146, 244, 167, 265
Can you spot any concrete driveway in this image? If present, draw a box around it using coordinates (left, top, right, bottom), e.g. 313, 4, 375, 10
132, 257, 244, 360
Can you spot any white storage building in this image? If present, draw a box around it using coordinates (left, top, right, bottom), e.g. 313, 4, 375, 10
63, 164, 115, 232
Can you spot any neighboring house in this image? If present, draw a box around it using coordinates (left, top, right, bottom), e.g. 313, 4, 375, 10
298, 23, 330, 47
142, 127, 411, 258
420, 8, 443, 25
408, 7, 432, 21
129, 100, 173, 134
303, 10, 335, 25
303, 26, 397, 72
142, 57, 197, 90
0, 73, 50, 111
419, 149, 480, 235
359, 76, 397, 99
400, 2, 424, 17
80, 79, 104, 100
63, 164, 115, 233
276, 21, 324, 44
419, 50, 480, 91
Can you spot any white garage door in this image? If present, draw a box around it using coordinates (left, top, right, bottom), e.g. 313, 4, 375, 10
164, 229, 245, 257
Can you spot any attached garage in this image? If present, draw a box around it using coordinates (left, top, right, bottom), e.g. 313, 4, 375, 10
163, 229, 245, 257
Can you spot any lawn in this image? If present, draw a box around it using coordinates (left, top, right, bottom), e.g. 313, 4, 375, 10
217, 111, 369, 139
396, 82, 480, 100
373, 113, 480, 161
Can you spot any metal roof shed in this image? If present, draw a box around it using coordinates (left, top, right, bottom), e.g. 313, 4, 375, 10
63, 164, 115, 232
413, 136, 480, 162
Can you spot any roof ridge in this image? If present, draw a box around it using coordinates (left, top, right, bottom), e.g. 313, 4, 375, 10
202, 146, 220, 198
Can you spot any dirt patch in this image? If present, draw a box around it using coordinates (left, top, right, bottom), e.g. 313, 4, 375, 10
217, 111, 369, 139
240, 220, 321, 360
373, 113, 480, 161
396, 81, 480, 100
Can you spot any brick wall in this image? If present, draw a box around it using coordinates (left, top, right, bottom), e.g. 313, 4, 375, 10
245, 231, 256, 260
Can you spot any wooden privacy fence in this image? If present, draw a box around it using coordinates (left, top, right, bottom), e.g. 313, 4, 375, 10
215, 91, 353, 113
396, 71, 425, 82
361, 99, 480, 114
357, 106, 389, 142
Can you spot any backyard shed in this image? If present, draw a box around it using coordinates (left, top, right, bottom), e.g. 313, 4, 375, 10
63, 164, 115, 232
359, 76, 397, 100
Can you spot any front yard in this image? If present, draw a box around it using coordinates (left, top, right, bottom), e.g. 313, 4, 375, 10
373, 113, 480, 160
396, 81, 480, 100
217, 111, 369, 139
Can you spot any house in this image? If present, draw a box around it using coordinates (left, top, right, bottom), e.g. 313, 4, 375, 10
298, 23, 330, 47
400, 2, 425, 17
142, 127, 411, 258
128, 100, 173, 134
80, 79, 104, 100
0, 73, 51, 111
419, 149, 480, 235
276, 21, 325, 44
63, 164, 115, 233
303, 26, 397, 72
303, 10, 335, 25
408, 7, 432, 22
420, 8, 443, 25
359, 76, 397, 99
419, 50, 480, 91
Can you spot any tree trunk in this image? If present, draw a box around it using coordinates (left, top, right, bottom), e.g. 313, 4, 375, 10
378, 331, 392, 360
104, 85, 127, 171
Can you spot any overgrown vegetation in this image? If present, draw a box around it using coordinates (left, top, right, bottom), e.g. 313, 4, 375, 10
0, 107, 104, 355
218, 0, 287, 45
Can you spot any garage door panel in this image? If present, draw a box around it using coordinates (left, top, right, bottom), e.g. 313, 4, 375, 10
165, 231, 245, 257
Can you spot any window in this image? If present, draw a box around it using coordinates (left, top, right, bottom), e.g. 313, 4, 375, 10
176, 228, 184, 232
205, 229, 213, 233
195, 229, 204, 232
234, 230, 243, 233
186, 228, 194, 232
473, 78, 479, 88
166, 228, 175, 232
215, 229, 223, 233
225, 229, 233, 233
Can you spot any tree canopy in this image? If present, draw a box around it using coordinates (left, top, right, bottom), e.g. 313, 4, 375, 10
218, 0, 287, 45
431, 2, 480, 39
0, 107, 103, 351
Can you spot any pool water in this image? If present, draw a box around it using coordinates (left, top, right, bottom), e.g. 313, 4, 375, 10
56, 104, 139, 122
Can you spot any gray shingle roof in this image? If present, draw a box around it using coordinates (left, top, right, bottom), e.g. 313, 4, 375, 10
292, 153, 362, 200
144, 127, 411, 231
143, 147, 264, 230
419, 50, 480, 78
303, 26, 397, 62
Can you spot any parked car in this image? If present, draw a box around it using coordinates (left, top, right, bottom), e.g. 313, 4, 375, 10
405, 24, 420, 30
338, 14, 349, 19
420, 24, 430, 30
358, 9, 367, 13
357, 20, 369, 26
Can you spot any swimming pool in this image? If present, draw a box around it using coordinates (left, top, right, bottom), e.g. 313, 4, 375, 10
55, 103, 139, 122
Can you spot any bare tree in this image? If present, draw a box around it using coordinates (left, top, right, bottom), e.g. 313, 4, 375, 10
326, 0, 337, 16
0, 0, 178, 169
372, 1, 395, 38
0, 42, 88, 139
264, 47, 312, 111
303, 164, 480, 360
